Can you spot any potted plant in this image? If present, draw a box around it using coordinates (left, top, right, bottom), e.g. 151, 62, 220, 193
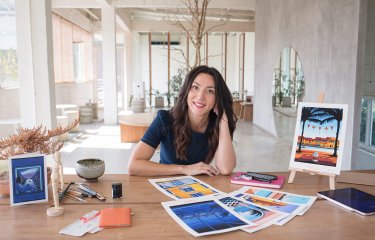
272, 69, 282, 107
281, 74, 292, 107
170, 68, 186, 105
163, 91, 173, 107
296, 75, 305, 103
152, 89, 165, 108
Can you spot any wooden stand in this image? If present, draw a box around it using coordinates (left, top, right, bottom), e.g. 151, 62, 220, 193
288, 168, 336, 190
46, 151, 64, 217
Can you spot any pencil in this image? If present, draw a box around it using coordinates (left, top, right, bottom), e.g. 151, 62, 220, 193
66, 193, 86, 202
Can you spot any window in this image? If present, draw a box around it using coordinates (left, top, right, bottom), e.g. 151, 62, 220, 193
359, 96, 375, 152
73, 42, 84, 83
0, 10, 18, 89
360, 98, 368, 143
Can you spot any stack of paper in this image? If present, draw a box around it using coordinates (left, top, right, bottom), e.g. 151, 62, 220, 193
149, 176, 317, 237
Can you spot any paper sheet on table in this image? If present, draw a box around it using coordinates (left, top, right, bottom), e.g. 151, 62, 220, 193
149, 176, 223, 200
161, 195, 255, 237
59, 210, 103, 236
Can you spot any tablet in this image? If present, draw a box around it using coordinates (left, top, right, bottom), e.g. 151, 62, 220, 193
317, 188, 375, 216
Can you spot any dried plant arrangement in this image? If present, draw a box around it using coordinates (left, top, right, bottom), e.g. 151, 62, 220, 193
0, 119, 79, 160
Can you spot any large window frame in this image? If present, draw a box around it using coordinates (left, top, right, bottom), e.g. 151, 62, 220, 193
359, 96, 375, 153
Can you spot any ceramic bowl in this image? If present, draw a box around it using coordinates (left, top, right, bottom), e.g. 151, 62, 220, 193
75, 159, 105, 181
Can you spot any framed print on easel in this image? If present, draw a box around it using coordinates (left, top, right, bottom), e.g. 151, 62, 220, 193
9, 153, 48, 206
288, 102, 348, 190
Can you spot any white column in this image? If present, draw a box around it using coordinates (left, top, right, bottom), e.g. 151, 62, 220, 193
15, 0, 56, 129
101, 6, 118, 124
123, 31, 134, 110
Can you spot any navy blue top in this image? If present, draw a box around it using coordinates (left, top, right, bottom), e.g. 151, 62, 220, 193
141, 110, 213, 165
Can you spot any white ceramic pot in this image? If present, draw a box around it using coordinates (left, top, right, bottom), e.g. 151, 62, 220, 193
75, 159, 105, 181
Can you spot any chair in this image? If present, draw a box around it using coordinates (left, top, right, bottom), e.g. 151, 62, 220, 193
232, 99, 242, 117
239, 102, 253, 121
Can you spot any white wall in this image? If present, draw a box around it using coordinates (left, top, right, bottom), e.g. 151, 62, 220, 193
55, 82, 94, 106
254, 0, 367, 170
363, 0, 375, 97
0, 88, 20, 119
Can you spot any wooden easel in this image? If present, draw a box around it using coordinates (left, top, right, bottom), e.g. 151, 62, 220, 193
288, 168, 336, 190
288, 92, 336, 190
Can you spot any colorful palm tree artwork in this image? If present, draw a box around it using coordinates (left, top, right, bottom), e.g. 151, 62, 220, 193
297, 107, 325, 152
319, 108, 343, 157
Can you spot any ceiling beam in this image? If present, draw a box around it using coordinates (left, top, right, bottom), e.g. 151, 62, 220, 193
52, 0, 100, 8
96, 0, 131, 31
128, 8, 254, 21
132, 20, 254, 33
53, 0, 256, 11
52, 8, 95, 32
116, 10, 131, 31
113, 0, 255, 10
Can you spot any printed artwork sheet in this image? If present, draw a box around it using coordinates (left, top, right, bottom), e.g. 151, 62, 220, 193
149, 176, 223, 200
161, 195, 255, 237
239, 187, 317, 215
232, 191, 305, 225
217, 193, 288, 233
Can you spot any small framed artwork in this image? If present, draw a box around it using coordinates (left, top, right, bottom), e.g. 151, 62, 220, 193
289, 102, 348, 175
9, 153, 48, 206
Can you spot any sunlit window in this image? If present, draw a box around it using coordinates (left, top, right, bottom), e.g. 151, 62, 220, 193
0, 3, 18, 89
360, 98, 368, 143
73, 42, 84, 83
359, 96, 375, 152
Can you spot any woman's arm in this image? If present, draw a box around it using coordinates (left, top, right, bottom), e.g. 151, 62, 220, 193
214, 113, 236, 175
128, 141, 219, 176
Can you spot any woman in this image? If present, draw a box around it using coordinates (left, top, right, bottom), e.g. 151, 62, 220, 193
128, 66, 237, 176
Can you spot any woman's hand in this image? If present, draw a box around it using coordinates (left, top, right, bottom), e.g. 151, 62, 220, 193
181, 162, 219, 176
214, 106, 228, 123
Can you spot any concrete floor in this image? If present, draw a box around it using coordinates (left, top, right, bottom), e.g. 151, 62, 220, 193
59, 110, 296, 174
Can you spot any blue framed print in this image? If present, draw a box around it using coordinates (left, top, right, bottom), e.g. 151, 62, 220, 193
9, 153, 48, 206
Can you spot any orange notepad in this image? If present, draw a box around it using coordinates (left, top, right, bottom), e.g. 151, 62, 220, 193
99, 207, 131, 228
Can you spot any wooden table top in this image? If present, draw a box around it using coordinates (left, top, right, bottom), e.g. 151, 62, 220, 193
0, 172, 374, 239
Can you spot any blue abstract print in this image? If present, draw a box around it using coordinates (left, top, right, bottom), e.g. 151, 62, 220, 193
170, 200, 247, 234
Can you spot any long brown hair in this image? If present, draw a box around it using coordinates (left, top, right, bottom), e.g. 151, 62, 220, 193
170, 65, 237, 163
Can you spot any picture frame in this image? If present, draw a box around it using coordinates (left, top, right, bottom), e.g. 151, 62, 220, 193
9, 153, 48, 206
289, 102, 348, 175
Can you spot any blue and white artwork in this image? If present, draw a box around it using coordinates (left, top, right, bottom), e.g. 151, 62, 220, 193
162, 197, 252, 236
9, 154, 48, 206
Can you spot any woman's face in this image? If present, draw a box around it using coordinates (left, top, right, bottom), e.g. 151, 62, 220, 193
187, 73, 216, 118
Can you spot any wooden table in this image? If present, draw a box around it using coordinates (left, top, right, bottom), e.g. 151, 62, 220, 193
0, 172, 374, 239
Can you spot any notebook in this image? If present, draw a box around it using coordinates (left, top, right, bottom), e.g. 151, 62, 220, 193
230, 172, 285, 189
317, 188, 375, 216
99, 207, 132, 228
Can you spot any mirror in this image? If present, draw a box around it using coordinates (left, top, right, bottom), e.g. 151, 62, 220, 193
272, 46, 305, 136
